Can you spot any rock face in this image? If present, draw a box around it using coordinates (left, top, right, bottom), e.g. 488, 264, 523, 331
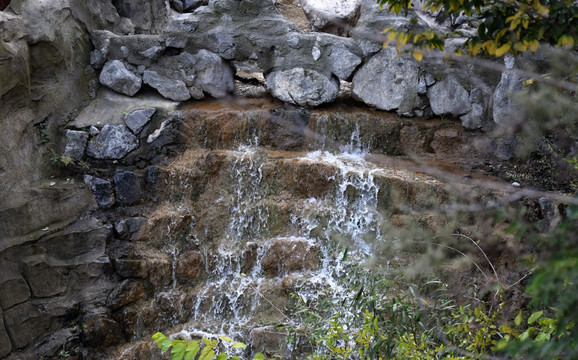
267, 68, 339, 107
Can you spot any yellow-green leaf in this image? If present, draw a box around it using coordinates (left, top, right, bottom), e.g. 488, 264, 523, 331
413, 50, 423, 61
232, 342, 247, 349
528, 311, 543, 325
219, 336, 234, 343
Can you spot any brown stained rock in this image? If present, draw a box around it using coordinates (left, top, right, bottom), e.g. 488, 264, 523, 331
241, 242, 259, 274
262, 238, 319, 276
82, 314, 124, 348
431, 127, 464, 156
399, 125, 429, 155
0, 262, 30, 310
175, 251, 203, 284
250, 326, 290, 359
106, 280, 146, 311
280, 160, 336, 198
0, 309, 12, 358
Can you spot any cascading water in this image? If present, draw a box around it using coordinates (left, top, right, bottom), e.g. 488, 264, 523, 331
112, 119, 445, 359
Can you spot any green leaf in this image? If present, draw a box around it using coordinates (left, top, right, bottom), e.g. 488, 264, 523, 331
152, 332, 167, 342
535, 331, 551, 343
172, 342, 187, 360
216, 353, 228, 360
528, 311, 543, 325
185, 341, 201, 360
158, 338, 174, 354
219, 336, 234, 343
199, 346, 216, 360
253, 352, 266, 360
231, 357, 241, 360
232, 342, 247, 349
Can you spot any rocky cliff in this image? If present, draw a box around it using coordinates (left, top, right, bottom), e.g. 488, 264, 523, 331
0, 0, 573, 359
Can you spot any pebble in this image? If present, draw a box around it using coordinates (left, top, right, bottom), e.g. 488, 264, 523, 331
512, 182, 521, 188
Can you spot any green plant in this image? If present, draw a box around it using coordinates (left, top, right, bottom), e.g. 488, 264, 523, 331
152, 332, 267, 360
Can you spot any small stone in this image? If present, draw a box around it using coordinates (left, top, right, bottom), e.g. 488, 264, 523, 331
99, 60, 142, 96
87, 124, 139, 160
139, 46, 163, 59
124, 108, 156, 134
114, 171, 142, 205
84, 175, 115, 209
512, 182, 521, 188
64, 130, 88, 161
143, 70, 191, 102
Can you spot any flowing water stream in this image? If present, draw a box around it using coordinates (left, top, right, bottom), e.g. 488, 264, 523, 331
111, 114, 453, 359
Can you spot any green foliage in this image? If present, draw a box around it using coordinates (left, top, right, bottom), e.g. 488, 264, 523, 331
376, 0, 578, 58
294, 235, 577, 360
152, 332, 266, 360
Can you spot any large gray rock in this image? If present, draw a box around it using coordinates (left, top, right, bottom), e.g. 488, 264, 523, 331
143, 70, 191, 102
266, 68, 339, 107
4, 298, 70, 349
87, 124, 139, 160
64, 130, 89, 162
493, 57, 524, 125
186, 50, 235, 98
301, 0, 362, 34
352, 47, 421, 112
99, 60, 142, 96
22, 256, 66, 298
0, 309, 11, 358
0, 262, 30, 310
427, 76, 472, 117
124, 108, 156, 134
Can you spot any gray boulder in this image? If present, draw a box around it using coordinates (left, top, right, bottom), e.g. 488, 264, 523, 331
352, 47, 421, 112
143, 70, 191, 102
266, 68, 339, 107
301, 0, 362, 34
124, 108, 156, 134
84, 175, 115, 209
99, 60, 142, 96
87, 124, 139, 160
64, 130, 89, 161
188, 50, 235, 98
427, 76, 471, 117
